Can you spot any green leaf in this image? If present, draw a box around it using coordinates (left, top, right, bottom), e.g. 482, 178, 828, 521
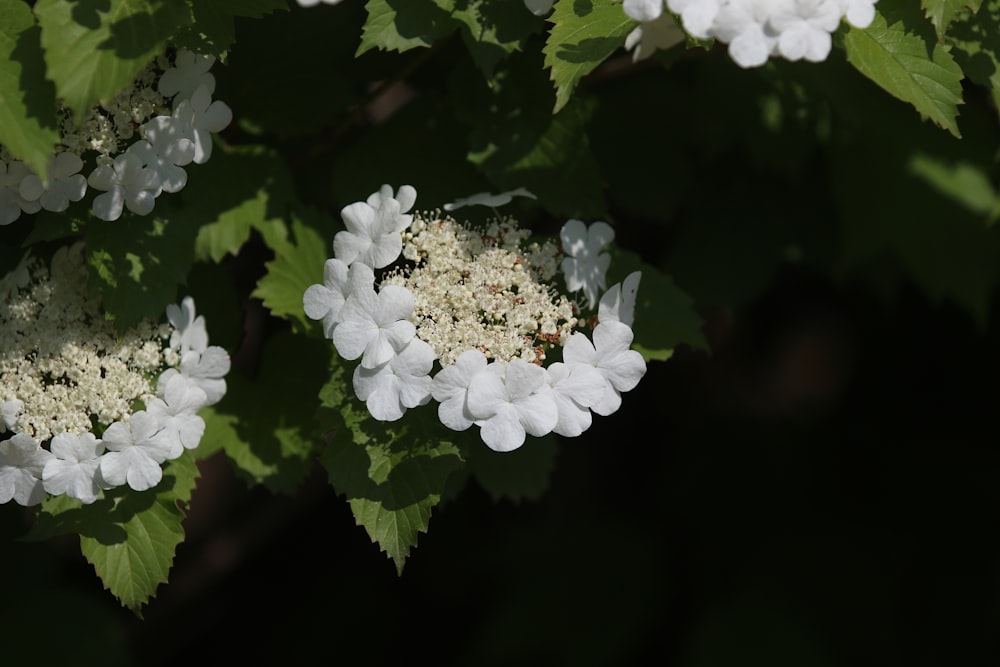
843, 0, 965, 137
252, 208, 333, 333
85, 207, 201, 331
0, 0, 59, 179
34, 0, 191, 121
357, 0, 456, 56
543, 0, 634, 113
319, 360, 464, 573
171, 0, 289, 57
609, 249, 709, 361
201, 332, 329, 493
921, 0, 981, 37
947, 0, 1000, 121
432, 0, 543, 77
28, 451, 200, 615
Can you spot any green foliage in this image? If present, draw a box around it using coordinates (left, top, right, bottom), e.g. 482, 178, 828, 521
921, 0, 982, 37
319, 360, 464, 573
543, 0, 634, 113
171, 0, 290, 57
0, 0, 58, 180
27, 451, 200, 615
34, 0, 189, 121
843, 0, 965, 137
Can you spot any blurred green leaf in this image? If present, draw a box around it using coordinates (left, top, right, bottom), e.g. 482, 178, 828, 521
921, 0, 981, 37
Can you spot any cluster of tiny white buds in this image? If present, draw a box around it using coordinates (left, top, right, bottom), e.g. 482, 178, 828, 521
0, 247, 231, 506
305, 184, 648, 452
0, 48, 232, 226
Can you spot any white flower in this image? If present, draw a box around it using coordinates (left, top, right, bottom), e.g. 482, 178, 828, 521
625, 12, 685, 62
467, 359, 559, 452
352, 338, 435, 421
158, 346, 231, 406
366, 183, 417, 217
560, 219, 615, 310
145, 374, 208, 451
87, 152, 162, 221
99, 411, 176, 491
334, 198, 408, 269
712, 0, 779, 69
296, 0, 346, 6
166, 296, 209, 353
42, 432, 107, 504
128, 140, 188, 193
668, 0, 721, 38
184, 83, 233, 164
430, 348, 490, 431
545, 361, 605, 437
333, 285, 417, 368
0, 160, 41, 225
19, 152, 88, 213
562, 321, 647, 416
142, 105, 197, 166
1, 399, 23, 432
442, 187, 537, 212
624, 0, 665, 21
771, 0, 841, 62
838, 0, 877, 27
158, 48, 216, 101
303, 259, 375, 338
598, 271, 642, 327
524, 0, 555, 15
0, 433, 53, 505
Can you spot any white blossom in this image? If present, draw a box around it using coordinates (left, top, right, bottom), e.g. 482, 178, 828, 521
771, 0, 841, 62
334, 198, 408, 269
467, 359, 559, 452
182, 83, 233, 164
87, 152, 162, 221
562, 321, 647, 416
0, 160, 41, 225
624, 0, 665, 21
442, 187, 536, 212
158, 346, 230, 406
296, 0, 346, 6
366, 183, 417, 217
303, 260, 375, 338
598, 271, 642, 327
166, 295, 209, 353
0, 433, 54, 505
42, 432, 107, 504
1, 399, 23, 432
333, 285, 417, 369
128, 140, 188, 193
158, 48, 216, 101
625, 12, 686, 61
19, 152, 88, 213
146, 374, 208, 451
668, 0, 721, 38
545, 361, 606, 437
352, 338, 435, 421
560, 219, 615, 310
430, 349, 490, 431
99, 411, 176, 491
524, 0, 555, 15
839, 0, 877, 27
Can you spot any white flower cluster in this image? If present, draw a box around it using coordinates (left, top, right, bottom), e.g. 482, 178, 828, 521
523, 0, 878, 68
0, 244, 230, 506
304, 185, 647, 452
0, 48, 232, 225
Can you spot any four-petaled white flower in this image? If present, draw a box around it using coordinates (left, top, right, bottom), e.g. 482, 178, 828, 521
353, 338, 435, 421
467, 359, 559, 452
0, 160, 41, 225
431, 348, 490, 431
179, 83, 233, 164
624, 0, 665, 21
87, 152, 162, 221
42, 432, 107, 504
19, 152, 88, 212
128, 140, 188, 194
598, 271, 642, 327
366, 183, 417, 216
99, 411, 178, 492
0, 433, 54, 505
625, 12, 685, 62
770, 0, 841, 63
146, 374, 209, 452
562, 321, 647, 416
545, 361, 606, 437
167, 295, 209, 353
158, 346, 231, 406
158, 48, 216, 101
303, 260, 375, 338
334, 198, 409, 269
1, 398, 22, 432
333, 284, 416, 368
560, 219, 615, 310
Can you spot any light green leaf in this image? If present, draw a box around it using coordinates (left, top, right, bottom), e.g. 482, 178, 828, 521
357, 0, 456, 56
921, 0, 981, 37
200, 332, 329, 493
0, 0, 59, 180
843, 1, 965, 137
28, 451, 200, 615
609, 249, 709, 361
319, 361, 464, 574
34, 0, 191, 121
543, 0, 634, 113
252, 208, 333, 333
